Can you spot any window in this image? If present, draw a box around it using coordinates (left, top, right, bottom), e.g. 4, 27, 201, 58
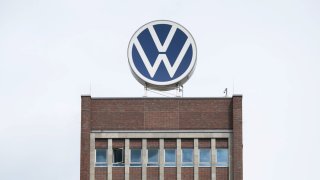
113, 148, 124, 166
130, 149, 142, 167
148, 149, 159, 166
95, 149, 107, 167
217, 149, 229, 167
165, 149, 176, 167
199, 149, 211, 167
182, 149, 193, 167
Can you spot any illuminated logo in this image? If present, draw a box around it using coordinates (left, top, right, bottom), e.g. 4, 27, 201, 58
128, 20, 197, 90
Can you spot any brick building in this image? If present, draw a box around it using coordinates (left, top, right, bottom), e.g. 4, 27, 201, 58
80, 95, 243, 180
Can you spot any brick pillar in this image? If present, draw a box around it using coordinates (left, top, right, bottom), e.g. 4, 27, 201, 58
80, 95, 91, 180
232, 95, 243, 180
89, 134, 95, 180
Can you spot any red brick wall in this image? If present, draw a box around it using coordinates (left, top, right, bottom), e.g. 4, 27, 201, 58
129, 167, 141, 180
199, 167, 211, 180
147, 139, 159, 148
112, 167, 125, 180
178, 99, 232, 130
164, 139, 176, 148
94, 167, 107, 180
81, 96, 242, 180
181, 139, 194, 148
95, 139, 108, 149
90, 98, 232, 130
199, 139, 211, 148
147, 167, 159, 180
112, 139, 125, 148
181, 167, 194, 180
164, 167, 176, 179
80, 96, 91, 180
130, 139, 142, 148
232, 96, 243, 180
216, 139, 228, 148
217, 167, 229, 180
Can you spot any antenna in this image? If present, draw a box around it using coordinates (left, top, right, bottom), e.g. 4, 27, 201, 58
90, 81, 92, 95
224, 88, 228, 97
232, 79, 235, 95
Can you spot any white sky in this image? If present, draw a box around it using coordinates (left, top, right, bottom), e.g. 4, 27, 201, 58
0, 0, 320, 179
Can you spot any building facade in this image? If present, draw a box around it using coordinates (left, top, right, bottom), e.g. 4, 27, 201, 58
80, 95, 243, 180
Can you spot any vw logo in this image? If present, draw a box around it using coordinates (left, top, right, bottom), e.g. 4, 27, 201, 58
128, 20, 197, 90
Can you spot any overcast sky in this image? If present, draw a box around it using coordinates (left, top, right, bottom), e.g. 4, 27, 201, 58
1, 0, 320, 179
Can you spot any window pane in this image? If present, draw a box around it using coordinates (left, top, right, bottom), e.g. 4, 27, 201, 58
113, 149, 124, 163
148, 149, 159, 163
182, 149, 193, 163
217, 149, 229, 166
131, 149, 141, 163
96, 149, 107, 162
165, 149, 176, 163
200, 149, 211, 162
96, 149, 107, 167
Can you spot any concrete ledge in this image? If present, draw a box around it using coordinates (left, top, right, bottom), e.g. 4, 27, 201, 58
92, 130, 232, 133
93, 132, 231, 139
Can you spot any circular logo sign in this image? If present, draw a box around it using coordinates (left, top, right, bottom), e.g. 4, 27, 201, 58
128, 20, 197, 90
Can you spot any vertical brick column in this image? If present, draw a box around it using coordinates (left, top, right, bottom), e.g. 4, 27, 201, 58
89, 134, 95, 180
232, 95, 243, 180
81, 96, 91, 180
211, 139, 216, 180
228, 137, 233, 180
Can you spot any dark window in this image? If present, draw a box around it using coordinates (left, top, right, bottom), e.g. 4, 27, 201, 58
113, 148, 124, 166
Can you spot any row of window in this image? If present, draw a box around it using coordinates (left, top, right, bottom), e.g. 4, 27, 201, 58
96, 148, 228, 167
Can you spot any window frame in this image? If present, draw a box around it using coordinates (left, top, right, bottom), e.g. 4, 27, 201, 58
199, 148, 211, 167
164, 149, 176, 167
147, 149, 159, 167
130, 148, 142, 167
112, 148, 125, 167
216, 148, 229, 167
95, 148, 107, 167
181, 148, 194, 167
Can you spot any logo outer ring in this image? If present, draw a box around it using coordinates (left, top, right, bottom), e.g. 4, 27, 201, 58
127, 20, 197, 90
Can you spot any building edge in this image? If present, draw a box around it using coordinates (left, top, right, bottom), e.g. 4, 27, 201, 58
81, 96, 92, 180
232, 95, 243, 180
